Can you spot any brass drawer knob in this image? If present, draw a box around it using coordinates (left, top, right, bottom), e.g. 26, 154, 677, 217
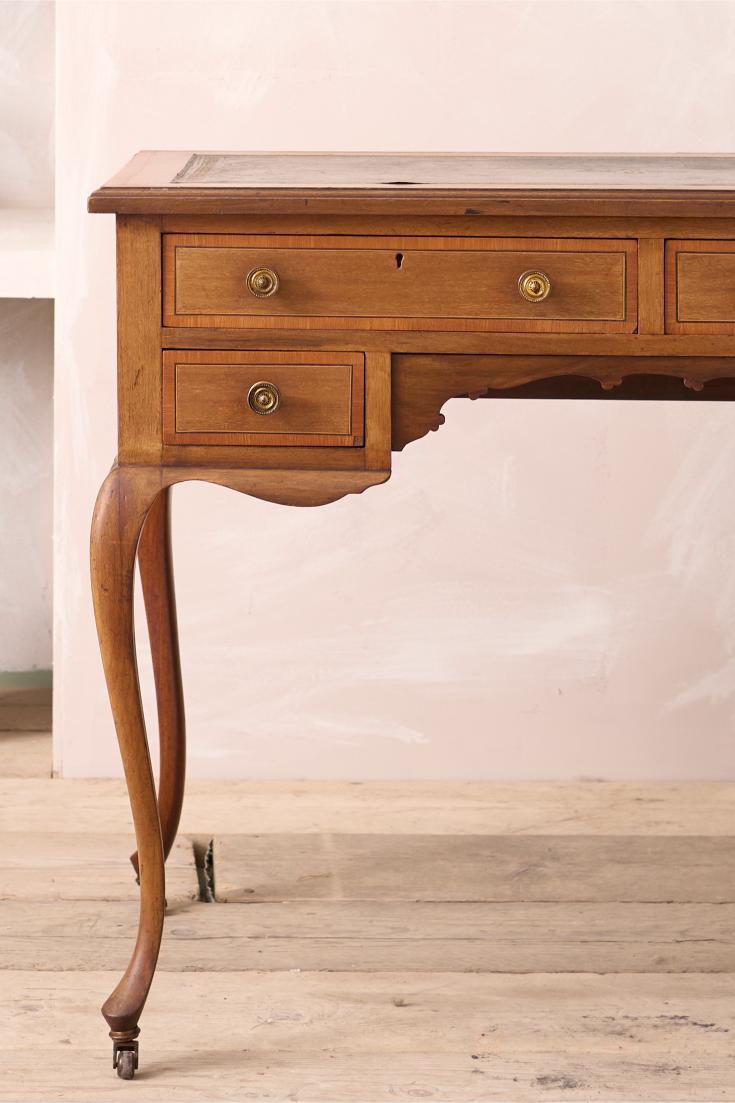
518, 270, 551, 303
246, 266, 280, 298
247, 381, 281, 415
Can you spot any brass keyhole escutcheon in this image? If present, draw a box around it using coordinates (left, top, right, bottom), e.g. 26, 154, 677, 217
518, 270, 551, 303
246, 266, 280, 298
247, 381, 281, 415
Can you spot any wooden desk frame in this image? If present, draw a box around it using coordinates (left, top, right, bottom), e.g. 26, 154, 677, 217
88, 153, 735, 1079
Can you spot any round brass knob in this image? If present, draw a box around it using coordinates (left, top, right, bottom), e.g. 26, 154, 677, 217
518, 270, 551, 303
247, 381, 281, 415
246, 266, 280, 298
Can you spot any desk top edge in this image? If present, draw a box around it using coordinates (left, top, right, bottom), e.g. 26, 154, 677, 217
88, 151, 735, 214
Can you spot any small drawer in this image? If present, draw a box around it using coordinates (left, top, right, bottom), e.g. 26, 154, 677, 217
163, 234, 637, 333
666, 240, 735, 333
162, 350, 364, 446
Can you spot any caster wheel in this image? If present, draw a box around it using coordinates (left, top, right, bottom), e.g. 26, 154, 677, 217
113, 1042, 139, 1080
117, 1050, 136, 1080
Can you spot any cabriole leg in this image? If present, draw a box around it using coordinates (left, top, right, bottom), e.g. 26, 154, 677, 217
90, 466, 167, 1079
131, 486, 186, 875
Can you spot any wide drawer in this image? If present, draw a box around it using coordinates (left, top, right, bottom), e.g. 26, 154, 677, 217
666, 240, 735, 333
163, 234, 637, 333
162, 350, 364, 446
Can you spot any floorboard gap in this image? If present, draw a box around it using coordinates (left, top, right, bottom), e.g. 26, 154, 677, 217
192, 838, 214, 902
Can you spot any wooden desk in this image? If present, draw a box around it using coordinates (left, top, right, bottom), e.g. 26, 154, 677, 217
88, 152, 735, 1079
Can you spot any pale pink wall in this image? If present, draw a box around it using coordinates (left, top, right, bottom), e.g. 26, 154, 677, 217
55, 1, 735, 779
0, 0, 54, 209
0, 1, 54, 672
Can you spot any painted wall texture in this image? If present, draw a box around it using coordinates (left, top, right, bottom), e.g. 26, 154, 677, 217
55, 0, 735, 778
0, 299, 53, 671
0, 0, 53, 208
0, 1, 54, 672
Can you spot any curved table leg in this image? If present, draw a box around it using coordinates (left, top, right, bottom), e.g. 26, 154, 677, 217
90, 466, 166, 1078
89, 462, 389, 1078
131, 486, 186, 876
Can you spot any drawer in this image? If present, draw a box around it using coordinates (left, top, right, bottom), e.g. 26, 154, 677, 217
162, 350, 364, 446
163, 234, 637, 333
666, 240, 735, 333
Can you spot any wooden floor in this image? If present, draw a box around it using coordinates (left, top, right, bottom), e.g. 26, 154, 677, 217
1, 698, 733, 1100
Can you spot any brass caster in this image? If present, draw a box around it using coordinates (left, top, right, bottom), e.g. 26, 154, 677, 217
113, 1040, 139, 1080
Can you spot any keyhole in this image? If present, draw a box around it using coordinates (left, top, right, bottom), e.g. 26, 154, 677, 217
395, 252, 404, 270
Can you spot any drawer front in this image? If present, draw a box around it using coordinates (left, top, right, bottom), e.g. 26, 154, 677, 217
666, 240, 735, 333
163, 351, 364, 447
163, 234, 637, 333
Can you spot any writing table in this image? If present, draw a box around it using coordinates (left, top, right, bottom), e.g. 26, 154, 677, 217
88, 152, 735, 1078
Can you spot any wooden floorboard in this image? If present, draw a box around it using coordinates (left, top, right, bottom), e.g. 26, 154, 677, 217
2, 898, 734, 973
212, 832, 735, 903
0, 732, 51, 777
1, 765, 733, 1099
1, 777, 733, 834
0, 833, 198, 905
2, 1051, 732, 1102
2, 971, 734, 1101
0, 688, 52, 733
